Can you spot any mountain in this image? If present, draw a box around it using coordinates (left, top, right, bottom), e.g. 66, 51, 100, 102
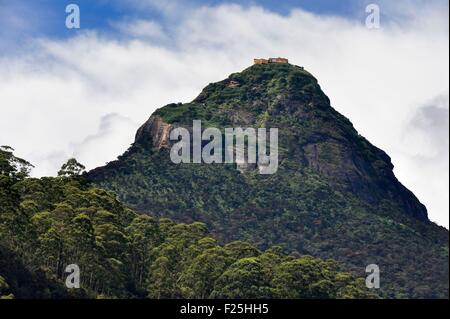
88, 62, 449, 298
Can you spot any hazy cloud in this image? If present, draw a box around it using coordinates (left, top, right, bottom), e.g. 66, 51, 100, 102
71, 113, 138, 170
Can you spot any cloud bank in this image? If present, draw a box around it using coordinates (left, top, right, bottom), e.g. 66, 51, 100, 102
0, 2, 448, 226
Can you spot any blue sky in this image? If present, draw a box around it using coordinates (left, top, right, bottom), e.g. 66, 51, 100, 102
0, 0, 409, 46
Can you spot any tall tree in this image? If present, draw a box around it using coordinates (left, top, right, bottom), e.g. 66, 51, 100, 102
58, 158, 86, 177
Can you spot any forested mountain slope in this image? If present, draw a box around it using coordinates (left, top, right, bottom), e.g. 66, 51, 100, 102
88, 63, 449, 298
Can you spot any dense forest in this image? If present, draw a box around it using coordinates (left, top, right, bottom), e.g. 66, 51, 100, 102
0, 146, 374, 299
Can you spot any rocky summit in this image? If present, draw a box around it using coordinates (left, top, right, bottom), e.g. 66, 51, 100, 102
89, 62, 449, 298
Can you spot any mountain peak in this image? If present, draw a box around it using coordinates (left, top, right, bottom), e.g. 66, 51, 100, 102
131, 63, 428, 220
153, 62, 328, 129
194, 61, 321, 106
88, 63, 447, 298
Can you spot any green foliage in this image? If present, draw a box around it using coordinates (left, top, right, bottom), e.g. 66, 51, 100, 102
89, 144, 449, 298
58, 158, 86, 177
210, 257, 272, 298
0, 244, 70, 298
0, 149, 372, 299
0, 146, 34, 181
88, 63, 449, 298
0, 275, 14, 299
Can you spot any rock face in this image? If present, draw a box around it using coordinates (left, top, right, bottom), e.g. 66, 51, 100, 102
135, 115, 173, 149
89, 63, 448, 298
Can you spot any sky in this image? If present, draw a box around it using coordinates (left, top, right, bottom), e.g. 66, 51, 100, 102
0, 0, 448, 227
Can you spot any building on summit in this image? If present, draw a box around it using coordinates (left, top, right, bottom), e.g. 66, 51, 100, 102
254, 58, 268, 64
254, 57, 288, 64
268, 57, 288, 63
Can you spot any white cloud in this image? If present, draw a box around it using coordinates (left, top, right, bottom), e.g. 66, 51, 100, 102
114, 19, 166, 40
0, 3, 448, 226
70, 113, 138, 171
